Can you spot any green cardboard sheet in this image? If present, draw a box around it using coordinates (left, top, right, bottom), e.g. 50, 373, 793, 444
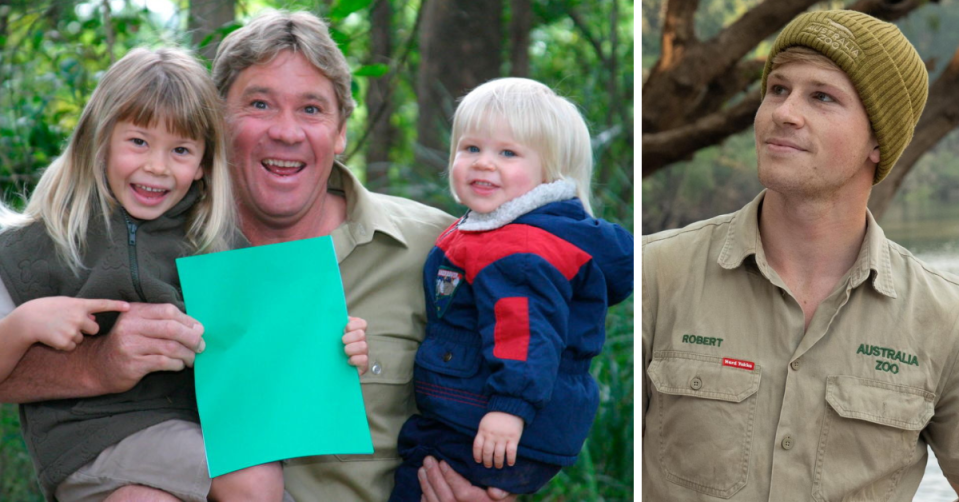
176, 236, 372, 477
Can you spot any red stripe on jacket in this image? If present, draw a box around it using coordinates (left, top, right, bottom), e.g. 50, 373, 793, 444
436, 223, 592, 283
493, 297, 530, 361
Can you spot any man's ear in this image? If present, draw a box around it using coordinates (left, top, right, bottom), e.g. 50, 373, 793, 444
869, 145, 880, 165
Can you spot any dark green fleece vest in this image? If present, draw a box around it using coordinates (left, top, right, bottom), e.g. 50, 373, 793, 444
0, 186, 204, 494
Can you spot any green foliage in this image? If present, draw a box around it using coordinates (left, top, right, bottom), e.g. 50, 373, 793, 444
0, 1, 186, 203
352, 63, 389, 77
330, 0, 375, 20
1, 404, 42, 501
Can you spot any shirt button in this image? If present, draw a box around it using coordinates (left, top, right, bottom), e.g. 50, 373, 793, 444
782, 435, 794, 450
371, 363, 382, 375
443, 352, 453, 362
690, 377, 703, 390
791, 360, 801, 371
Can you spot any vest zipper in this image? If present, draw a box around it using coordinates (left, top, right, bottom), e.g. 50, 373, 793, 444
122, 211, 147, 302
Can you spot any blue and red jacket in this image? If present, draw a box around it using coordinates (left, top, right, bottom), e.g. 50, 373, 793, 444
412, 186, 634, 466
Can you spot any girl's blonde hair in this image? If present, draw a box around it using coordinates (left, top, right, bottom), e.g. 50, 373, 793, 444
0, 47, 235, 273
449, 77, 594, 215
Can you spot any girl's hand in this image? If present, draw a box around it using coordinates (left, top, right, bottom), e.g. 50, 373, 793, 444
342, 316, 369, 375
6, 297, 130, 351
473, 412, 524, 469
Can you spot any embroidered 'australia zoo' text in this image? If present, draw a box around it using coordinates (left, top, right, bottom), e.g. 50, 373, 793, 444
856, 343, 919, 375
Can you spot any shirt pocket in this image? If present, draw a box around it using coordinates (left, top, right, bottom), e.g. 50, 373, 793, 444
647, 351, 761, 499
327, 336, 419, 461
813, 375, 934, 502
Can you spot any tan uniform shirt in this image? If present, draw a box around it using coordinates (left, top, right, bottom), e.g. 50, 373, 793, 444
284, 162, 455, 501
642, 191, 959, 502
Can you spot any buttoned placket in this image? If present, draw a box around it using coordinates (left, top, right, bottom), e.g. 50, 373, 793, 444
765, 264, 865, 500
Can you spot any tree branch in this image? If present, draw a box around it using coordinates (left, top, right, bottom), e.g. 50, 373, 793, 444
684, 58, 765, 122
642, 90, 762, 178
695, 0, 818, 85
655, 0, 698, 73
643, 0, 814, 133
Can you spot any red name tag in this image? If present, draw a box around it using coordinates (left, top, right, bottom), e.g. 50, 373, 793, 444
723, 358, 755, 370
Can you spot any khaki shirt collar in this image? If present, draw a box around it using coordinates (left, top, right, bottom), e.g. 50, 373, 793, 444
718, 190, 896, 299
328, 160, 409, 248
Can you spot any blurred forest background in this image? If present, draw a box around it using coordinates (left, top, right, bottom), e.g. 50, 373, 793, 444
0, 0, 634, 500
642, 0, 959, 240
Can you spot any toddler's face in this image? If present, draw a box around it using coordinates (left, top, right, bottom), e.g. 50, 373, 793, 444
107, 120, 205, 220
451, 123, 545, 214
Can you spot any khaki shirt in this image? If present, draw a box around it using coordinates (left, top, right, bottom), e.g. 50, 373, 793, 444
642, 191, 959, 501
284, 162, 455, 501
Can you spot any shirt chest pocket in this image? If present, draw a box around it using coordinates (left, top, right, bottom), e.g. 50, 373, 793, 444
647, 351, 761, 499
813, 375, 934, 502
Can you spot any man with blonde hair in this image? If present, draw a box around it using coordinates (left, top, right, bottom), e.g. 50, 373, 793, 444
643, 10, 959, 501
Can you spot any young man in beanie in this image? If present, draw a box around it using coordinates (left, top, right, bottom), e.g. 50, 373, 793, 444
643, 10, 959, 501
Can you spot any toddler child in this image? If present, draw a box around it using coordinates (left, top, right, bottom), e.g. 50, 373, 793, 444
0, 47, 368, 502
389, 77, 634, 499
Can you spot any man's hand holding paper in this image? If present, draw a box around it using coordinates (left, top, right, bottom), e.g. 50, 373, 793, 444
177, 235, 373, 477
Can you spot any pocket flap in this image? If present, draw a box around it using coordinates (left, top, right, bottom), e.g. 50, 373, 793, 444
825, 376, 934, 431
647, 351, 761, 403
361, 336, 418, 384
415, 336, 483, 378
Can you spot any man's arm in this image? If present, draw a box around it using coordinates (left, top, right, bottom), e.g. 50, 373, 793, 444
926, 312, 959, 498
0, 302, 205, 403
641, 237, 653, 437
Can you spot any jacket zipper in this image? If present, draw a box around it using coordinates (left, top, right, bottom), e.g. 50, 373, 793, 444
122, 211, 147, 302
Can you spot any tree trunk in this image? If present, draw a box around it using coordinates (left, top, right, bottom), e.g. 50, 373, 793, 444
365, 0, 395, 191
190, 0, 235, 61
416, 0, 503, 173
509, 0, 531, 77
102, 0, 115, 63
868, 46, 959, 219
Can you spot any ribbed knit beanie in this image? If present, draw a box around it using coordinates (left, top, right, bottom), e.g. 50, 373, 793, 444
760, 10, 928, 184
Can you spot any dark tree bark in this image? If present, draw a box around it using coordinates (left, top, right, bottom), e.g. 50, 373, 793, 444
365, 0, 395, 191
509, 0, 531, 77
190, 0, 235, 61
642, 0, 934, 179
868, 46, 959, 218
416, 0, 503, 173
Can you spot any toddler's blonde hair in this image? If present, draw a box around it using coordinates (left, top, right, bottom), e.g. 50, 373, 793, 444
449, 78, 594, 214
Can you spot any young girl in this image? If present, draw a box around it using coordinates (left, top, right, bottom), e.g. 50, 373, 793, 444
0, 47, 367, 502
389, 78, 634, 499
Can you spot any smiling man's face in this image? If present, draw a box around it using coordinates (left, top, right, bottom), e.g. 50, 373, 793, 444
755, 59, 879, 197
224, 50, 346, 230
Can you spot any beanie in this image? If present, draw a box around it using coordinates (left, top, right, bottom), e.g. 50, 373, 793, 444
760, 10, 928, 184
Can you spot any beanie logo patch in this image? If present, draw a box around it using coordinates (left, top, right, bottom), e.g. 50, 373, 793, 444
804, 22, 861, 61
